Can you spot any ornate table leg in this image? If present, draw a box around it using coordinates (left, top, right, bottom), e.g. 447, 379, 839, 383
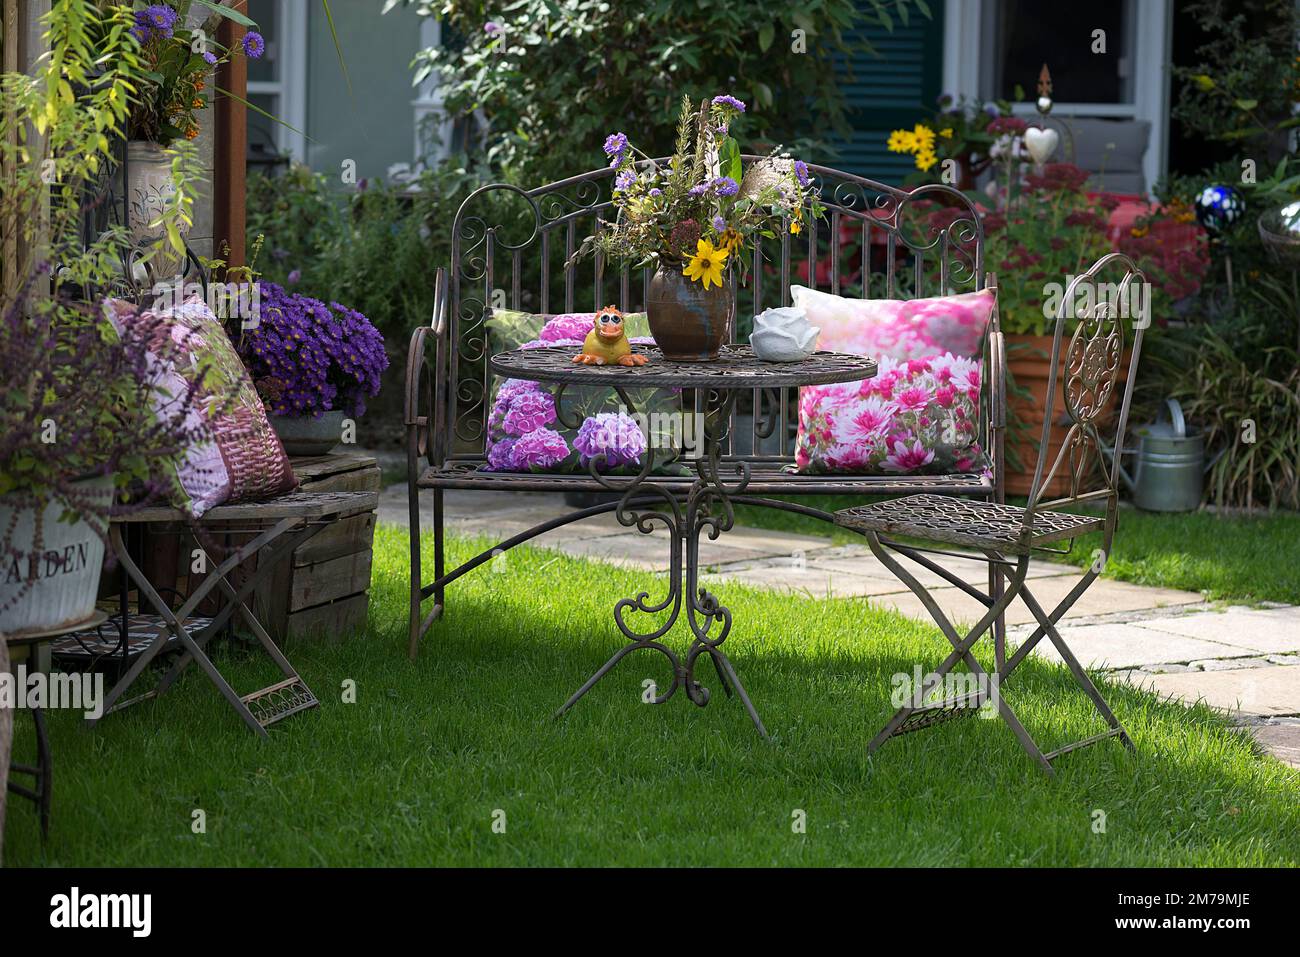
552, 387, 767, 738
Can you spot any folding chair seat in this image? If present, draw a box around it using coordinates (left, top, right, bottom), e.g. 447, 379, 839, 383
834, 253, 1149, 775
836, 495, 1104, 555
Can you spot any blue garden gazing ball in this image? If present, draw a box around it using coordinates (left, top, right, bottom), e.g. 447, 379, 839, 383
1194, 184, 1245, 235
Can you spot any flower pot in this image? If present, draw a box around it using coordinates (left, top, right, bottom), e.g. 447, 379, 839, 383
123, 140, 188, 280
1004, 334, 1129, 498
0, 476, 114, 637
270, 410, 345, 457
646, 265, 734, 361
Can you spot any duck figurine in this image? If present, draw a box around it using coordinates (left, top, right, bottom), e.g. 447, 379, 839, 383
572, 305, 648, 366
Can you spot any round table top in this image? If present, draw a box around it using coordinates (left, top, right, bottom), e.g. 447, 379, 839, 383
489, 344, 878, 390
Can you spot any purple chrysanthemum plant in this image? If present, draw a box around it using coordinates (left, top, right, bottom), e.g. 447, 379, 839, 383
0, 267, 215, 611
237, 282, 389, 419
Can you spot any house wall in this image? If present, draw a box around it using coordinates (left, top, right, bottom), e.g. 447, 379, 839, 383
303, 2, 426, 182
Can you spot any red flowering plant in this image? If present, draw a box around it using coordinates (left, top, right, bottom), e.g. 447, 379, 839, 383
979, 162, 1113, 335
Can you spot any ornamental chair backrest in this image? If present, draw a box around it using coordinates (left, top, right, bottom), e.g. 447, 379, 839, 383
1023, 252, 1149, 548
441, 159, 988, 464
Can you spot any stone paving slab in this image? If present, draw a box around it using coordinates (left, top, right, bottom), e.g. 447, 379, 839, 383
1134, 607, 1300, 655
1023, 622, 1251, 671
1243, 722, 1300, 768
1129, 665, 1300, 720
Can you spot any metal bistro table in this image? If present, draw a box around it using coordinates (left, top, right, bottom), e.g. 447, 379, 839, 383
490, 343, 877, 738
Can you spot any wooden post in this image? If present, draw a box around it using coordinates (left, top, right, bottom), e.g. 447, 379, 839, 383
2, 0, 22, 304
213, 17, 247, 268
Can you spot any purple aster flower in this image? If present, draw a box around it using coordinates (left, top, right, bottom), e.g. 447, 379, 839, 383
503, 390, 556, 435
509, 428, 570, 470
603, 131, 629, 167
712, 94, 746, 113
573, 412, 646, 470
484, 21, 503, 34
242, 31, 266, 59
648, 188, 662, 197
711, 176, 739, 196
202, 50, 219, 65
687, 184, 709, 197
286, 269, 301, 285
793, 160, 810, 187
614, 168, 637, 192
712, 215, 727, 231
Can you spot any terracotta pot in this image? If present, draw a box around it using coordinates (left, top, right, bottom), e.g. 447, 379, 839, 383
646, 265, 733, 361
1004, 333, 1129, 498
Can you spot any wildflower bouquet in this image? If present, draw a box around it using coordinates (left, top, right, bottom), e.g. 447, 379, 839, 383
238, 282, 389, 419
572, 94, 823, 288
127, 2, 265, 145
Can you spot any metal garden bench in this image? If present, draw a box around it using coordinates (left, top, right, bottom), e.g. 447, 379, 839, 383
404, 161, 1008, 668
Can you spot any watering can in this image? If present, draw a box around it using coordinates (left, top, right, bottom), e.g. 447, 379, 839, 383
1106, 399, 1212, 512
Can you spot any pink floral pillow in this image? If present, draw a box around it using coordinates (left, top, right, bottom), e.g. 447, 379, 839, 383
791, 286, 995, 475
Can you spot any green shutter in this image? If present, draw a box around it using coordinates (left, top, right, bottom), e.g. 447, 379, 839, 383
826, 1, 947, 183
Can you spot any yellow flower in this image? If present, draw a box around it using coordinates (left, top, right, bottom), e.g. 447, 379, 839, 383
939, 127, 954, 139
719, 228, 743, 255
682, 238, 729, 290
887, 129, 916, 154
914, 148, 938, 172
912, 123, 936, 151
789, 219, 802, 236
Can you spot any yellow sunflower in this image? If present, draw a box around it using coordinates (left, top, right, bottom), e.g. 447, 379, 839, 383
912, 123, 936, 151
887, 129, 916, 153
683, 238, 729, 289
914, 148, 938, 172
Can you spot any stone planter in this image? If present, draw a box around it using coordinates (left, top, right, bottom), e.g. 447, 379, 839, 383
270, 410, 345, 457
123, 139, 188, 280
646, 265, 733, 361
0, 476, 113, 637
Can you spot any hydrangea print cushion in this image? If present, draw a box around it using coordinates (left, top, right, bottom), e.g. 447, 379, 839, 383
790, 286, 996, 475
483, 311, 682, 475
107, 296, 297, 516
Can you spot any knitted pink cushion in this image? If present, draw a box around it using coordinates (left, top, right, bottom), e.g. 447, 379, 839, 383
108, 296, 297, 516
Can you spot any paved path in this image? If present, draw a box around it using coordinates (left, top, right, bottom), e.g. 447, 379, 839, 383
382, 484, 1300, 768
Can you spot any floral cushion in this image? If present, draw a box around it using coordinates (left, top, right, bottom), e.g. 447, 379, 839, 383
483, 311, 683, 474
791, 286, 995, 475
107, 296, 297, 516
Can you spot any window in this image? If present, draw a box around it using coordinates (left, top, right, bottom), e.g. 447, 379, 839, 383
984, 0, 1138, 107
245, 0, 306, 165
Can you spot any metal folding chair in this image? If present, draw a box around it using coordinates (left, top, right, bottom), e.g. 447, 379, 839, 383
85, 491, 378, 737
834, 253, 1148, 775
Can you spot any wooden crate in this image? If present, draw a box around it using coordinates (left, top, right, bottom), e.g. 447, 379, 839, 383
253, 452, 382, 641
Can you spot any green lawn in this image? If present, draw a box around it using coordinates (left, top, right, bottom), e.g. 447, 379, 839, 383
4, 524, 1297, 867
732, 496, 1300, 605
